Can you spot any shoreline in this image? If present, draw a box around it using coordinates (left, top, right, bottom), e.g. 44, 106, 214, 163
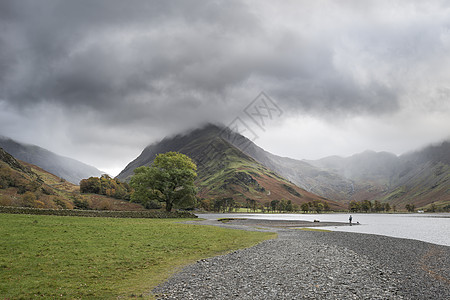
155, 220, 450, 299
215, 218, 352, 228
196, 213, 450, 247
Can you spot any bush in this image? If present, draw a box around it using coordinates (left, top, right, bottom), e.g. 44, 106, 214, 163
53, 197, 72, 209
34, 200, 45, 208
25, 181, 41, 193
144, 200, 162, 209
41, 185, 54, 195
18, 185, 27, 194
21, 191, 36, 207
80, 175, 132, 201
73, 198, 92, 210
0, 195, 12, 206
98, 199, 113, 211
0, 178, 7, 189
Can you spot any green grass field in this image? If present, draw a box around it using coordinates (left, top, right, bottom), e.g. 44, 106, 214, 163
0, 214, 275, 299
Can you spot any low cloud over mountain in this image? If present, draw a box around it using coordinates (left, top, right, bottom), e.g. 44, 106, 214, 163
1, 1, 449, 174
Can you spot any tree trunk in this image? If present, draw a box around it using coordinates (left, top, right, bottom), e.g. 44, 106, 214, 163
166, 201, 173, 212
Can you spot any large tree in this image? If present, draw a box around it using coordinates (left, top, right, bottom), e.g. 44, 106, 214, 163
130, 152, 197, 211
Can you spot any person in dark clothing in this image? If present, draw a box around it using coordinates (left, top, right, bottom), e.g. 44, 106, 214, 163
349, 215, 352, 226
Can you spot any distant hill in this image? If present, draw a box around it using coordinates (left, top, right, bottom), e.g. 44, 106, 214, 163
0, 147, 144, 211
0, 136, 102, 184
0, 146, 75, 208
220, 125, 448, 209
305, 151, 401, 201
117, 124, 342, 209
383, 141, 449, 209
306, 142, 450, 209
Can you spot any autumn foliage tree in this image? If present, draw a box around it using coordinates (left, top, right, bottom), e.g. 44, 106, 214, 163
80, 174, 132, 200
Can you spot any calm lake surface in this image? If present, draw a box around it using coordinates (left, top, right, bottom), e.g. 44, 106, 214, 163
198, 213, 450, 247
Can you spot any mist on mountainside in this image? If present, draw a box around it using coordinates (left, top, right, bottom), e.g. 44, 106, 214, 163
0, 136, 103, 184
118, 124, 449, 209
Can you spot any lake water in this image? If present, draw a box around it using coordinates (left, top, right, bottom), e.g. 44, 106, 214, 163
197, 213, 450, 247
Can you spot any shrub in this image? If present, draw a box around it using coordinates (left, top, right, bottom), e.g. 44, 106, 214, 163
73, 198, 92, 210
25, 181, 41, 193
41, 185, 54, 195
33, 200, 45, 208
18, 185, 27, 194
21, 191, 36, 207
53, 197, 69, 209
98, 199, 113, 211
0, 195, 12, 206
0, 178, 7, 189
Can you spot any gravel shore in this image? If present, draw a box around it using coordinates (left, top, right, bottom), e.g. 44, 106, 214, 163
153, 220, 450, 299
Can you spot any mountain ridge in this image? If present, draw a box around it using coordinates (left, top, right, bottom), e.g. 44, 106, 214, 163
117, 124, 343, 209
0, 136, 103, 184
119, 123, 449, 210
306, 141, 450, 208
218, 126, 355, 201
0, 147, 145, 211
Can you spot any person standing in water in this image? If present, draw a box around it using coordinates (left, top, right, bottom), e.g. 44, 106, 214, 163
349, 215, 352, 226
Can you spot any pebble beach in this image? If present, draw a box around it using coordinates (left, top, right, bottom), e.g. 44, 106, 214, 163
153, 218, 450, 299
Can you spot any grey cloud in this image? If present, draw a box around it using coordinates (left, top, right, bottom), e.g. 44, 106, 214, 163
0, 1, 449, 138
1, 0, 260, 111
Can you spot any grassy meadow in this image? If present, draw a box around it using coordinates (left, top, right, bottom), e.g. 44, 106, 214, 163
0, 214, 275, 299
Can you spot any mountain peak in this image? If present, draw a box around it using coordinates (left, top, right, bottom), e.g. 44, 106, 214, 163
116, 123, 338, 208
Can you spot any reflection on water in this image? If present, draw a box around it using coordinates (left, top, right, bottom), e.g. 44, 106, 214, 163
198, 213, 450, 247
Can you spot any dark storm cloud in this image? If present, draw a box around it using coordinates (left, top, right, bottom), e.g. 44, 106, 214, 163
1, 0, 421, 121
0, 0, 258, 108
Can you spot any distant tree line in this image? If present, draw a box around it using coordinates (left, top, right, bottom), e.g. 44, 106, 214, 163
425, 203, 450, 212
197, 198, 240, 212
80, 174, 132, 200
198, 197, 332, 213
350, 201, 449, 213
212, 197, 236, 212
298, 200, 330, 213
404, 203, 415, 212
348, 200, 394, 213
265, 199, 295, 213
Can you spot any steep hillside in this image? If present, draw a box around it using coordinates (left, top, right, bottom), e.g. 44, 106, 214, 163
0, 136, 103, 184
0, 147, 144, 211
307, 142, 450, 209
219, 127, 354, 201
385, 142, 450, 209
305, 151, 401, 201
222, 126, 449, 208
117, 125, 342, 209
307, 151, 400, 183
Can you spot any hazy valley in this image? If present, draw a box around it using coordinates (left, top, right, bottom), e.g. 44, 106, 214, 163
1, 124, 449, 212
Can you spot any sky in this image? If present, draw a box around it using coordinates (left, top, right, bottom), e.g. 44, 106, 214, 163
1, 0, 449, 176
